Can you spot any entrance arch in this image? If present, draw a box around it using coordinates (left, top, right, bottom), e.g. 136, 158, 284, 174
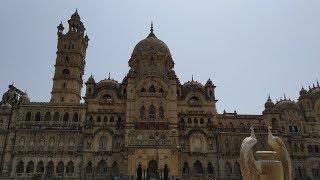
147, 160, 158, 179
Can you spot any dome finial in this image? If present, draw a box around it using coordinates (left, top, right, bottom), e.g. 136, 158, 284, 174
191, 74, 194, 82
151, 21, 153, 33
148, 21, 156, 38
108, 72, 111, 79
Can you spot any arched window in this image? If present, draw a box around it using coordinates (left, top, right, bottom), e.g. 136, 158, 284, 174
69, 138, 74, 148
63, 113, 69, 122
111, 161, 119, 176
103, 116, 108, 122
149, 85, 156, 93
193, 160, 203, 174
183, 162, 189, 174
36, 161, 44, 173
49, 137, 55, 148
141, 88, 146, 93
200, 118, 204, 124
308, 145, 313, 153
246, 123, 251, 131
25, 111, 31, 121
159, 88, 164, 93
188, 118, 192, 123
99, 136, 107, 150
229, 123, 234, 130
149, 105, 156, 119
300, 143, 305, 152
62, 69, 70, 75
194, 137, 202, 152
46, 161, 54, 175
26, 161, 34, 173
207, 118, 212, 123
294, 144, 299, 152
56, 161, 64, 174
72, 112, 79, 122
140, 106, 145, 119
44, 112, 51, 121
19, 137, 25, 146
110, 116, 114, 122
315, 145, 319, 153
85, 162, 93, 174
16, 161, 24, 174
240, 123, 245, 132
159, 106, 164, 118
234, 162, 241, 175
66, 161, 74, 173
194, 118, 198, 124
35, 112, 41, 121
97, 160, 107, 174
207, 162, 214, 174
218, 123, 224, 131
190, 96, 200, 105
225, 139, 230, 153
97, 116, 101, 122
53, 112, 60, 121
224, 162, 232, 175
103, 94, 113, 102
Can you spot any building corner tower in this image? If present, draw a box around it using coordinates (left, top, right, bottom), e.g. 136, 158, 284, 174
50, 10, 89, 104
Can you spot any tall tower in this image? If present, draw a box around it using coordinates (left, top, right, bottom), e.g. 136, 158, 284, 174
51, 10, 89, 104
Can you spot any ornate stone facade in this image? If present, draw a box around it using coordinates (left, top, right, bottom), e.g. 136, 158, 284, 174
0, 11, 319, 180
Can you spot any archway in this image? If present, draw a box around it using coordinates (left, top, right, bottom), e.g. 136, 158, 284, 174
163, 164, 169, 180
136, 164, 142, 180
147, 160, 158, 179
46, 161, 54, 176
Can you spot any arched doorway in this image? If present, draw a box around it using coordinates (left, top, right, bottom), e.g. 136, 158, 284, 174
136, 164, 142, 180
163, 164, 169, 180
147, 160, 158, 179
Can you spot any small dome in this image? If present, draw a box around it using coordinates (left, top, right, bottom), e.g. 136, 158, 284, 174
264, 96, 274, 109
19, 94, 30, 104
86, 75, 96, 84
183, 79, 204, 89
57, 22, 64, 31
300, 87, 307, 96
97, 78, 119, 87
275, 99, 296, 109
71, 9, 81, 21
2, 90, 14, 101
205, 79, 213, 87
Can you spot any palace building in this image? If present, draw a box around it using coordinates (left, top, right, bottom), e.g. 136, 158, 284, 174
0, 11, 320, 180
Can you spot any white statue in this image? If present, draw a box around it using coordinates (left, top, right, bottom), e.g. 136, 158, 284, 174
240, 126, 292, 180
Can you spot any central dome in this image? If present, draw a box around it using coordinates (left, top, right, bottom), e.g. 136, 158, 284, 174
131, 33, 172, 58
131, 23, 171, 58
129, 24, 174, 71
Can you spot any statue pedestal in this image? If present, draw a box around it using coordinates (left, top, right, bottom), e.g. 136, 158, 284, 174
255, 151, 284, 180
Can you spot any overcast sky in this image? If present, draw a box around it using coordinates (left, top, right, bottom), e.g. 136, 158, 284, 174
0, 0, 319, 114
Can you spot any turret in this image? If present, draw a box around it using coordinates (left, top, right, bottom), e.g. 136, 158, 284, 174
85, 75, 95, 97
205, 78, 216, 100
50, 10, 89, 104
